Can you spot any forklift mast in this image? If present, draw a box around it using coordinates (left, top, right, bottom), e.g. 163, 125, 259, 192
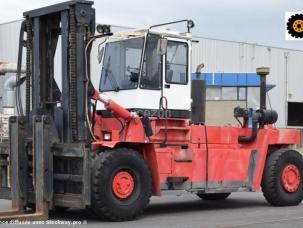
24, 0, 95, 143
0, 0, 96, 220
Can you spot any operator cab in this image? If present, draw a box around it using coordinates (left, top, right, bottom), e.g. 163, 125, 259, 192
98, 28, 192, 118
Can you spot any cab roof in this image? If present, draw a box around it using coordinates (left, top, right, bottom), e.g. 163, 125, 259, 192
106, 28, 192, 42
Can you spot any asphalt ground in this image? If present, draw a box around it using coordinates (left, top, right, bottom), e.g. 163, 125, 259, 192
0, 191, 303, 228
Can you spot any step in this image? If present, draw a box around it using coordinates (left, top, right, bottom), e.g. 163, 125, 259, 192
167, 176, 189, 183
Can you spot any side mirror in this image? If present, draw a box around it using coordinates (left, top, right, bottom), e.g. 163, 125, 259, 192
98, 45, 105, 63
157, 38, 168, 55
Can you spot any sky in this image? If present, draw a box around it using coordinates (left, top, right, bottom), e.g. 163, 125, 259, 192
1, 0, 303, 50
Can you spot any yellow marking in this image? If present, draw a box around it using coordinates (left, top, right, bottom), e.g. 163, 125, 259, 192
292, 19, 303, 33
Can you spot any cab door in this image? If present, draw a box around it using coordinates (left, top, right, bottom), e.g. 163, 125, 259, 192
162, 38, 191, 113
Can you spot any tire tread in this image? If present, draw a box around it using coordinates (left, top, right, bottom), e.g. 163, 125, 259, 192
91, 148, 152, 221
262, 149, 303, 206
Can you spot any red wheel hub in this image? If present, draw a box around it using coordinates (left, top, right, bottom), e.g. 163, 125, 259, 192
112, 171, 135, 199
281, 164, 301, 193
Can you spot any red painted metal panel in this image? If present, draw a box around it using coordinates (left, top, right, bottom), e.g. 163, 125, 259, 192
91, 115, 301, 194
155, 150, 172, 175
207, 148, 251, 182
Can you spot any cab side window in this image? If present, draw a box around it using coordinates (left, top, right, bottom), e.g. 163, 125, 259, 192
165, 41, 188, 84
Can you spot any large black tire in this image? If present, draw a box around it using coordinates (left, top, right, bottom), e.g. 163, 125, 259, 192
262, 149, 303, 206
91, 148, 152, 221
196, 193, 230, 200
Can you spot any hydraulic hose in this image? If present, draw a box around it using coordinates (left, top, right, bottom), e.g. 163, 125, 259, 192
91, 90, 134, 120
16, 20, 27, 116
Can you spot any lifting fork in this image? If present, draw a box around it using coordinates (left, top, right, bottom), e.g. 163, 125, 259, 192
0, 116, 51, 221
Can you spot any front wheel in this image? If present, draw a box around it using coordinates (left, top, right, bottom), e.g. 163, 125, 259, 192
91, 148, 152, 221
196, 193, 231, 200
262, 149, 303, 206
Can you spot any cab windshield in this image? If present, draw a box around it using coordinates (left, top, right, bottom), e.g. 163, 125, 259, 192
100, 37, 144, 91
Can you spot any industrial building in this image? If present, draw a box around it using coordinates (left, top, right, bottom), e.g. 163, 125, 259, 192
0, 19, 303, 130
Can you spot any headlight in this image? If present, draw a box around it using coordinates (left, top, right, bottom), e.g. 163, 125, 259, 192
103, 132, 112, 141
96, 24, 111, 35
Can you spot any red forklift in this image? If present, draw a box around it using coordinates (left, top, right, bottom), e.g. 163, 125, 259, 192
0, 0, 302, 222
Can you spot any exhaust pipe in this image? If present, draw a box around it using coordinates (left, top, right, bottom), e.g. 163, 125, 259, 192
256, 67, 270, 110
191, 64, 206, 124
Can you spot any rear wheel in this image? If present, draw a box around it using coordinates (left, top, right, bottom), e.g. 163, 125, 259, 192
196, 193, 230, 200
262, 149, 303, 206
91, 148, 152, 221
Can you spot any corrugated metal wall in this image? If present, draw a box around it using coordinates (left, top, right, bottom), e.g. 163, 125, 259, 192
0, 21, 21, 102
1, 20, 303, 127
0, 20, 21, 64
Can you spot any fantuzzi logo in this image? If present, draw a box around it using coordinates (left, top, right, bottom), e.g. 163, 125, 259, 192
286, 12, 303, 40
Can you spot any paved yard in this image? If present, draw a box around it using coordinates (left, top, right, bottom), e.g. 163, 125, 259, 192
1, 191, 303, 228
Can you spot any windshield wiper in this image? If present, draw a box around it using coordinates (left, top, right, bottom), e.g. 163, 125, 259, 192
104, 56, 120, 91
